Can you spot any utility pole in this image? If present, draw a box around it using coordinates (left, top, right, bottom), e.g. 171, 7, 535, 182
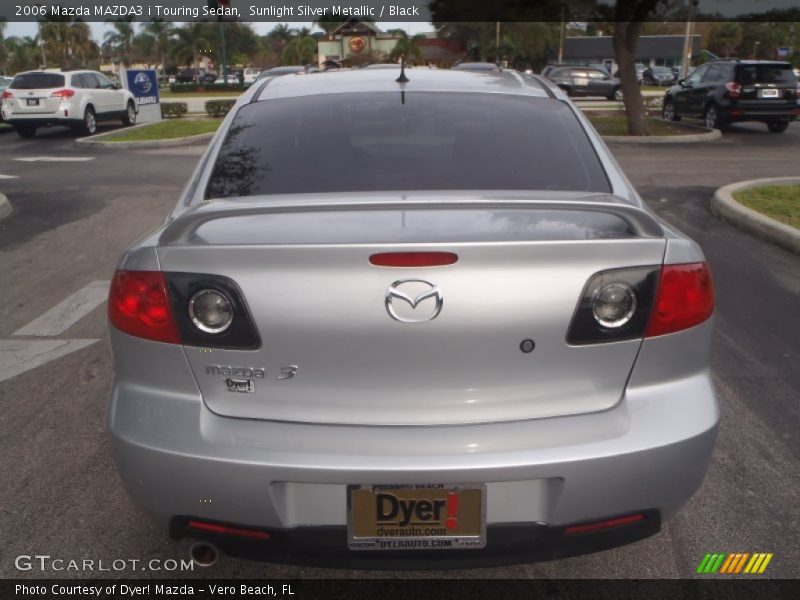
495, 22, 501, 66
208, 0, 230, 84
680, 0, 699, 79
558, 5, 565, 64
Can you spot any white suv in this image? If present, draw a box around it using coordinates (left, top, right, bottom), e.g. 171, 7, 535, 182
0, 70, 137, 138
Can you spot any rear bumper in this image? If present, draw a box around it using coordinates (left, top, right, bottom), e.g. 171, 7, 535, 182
4, 117, 82, 128
724, 103, 800, 121
108, 321, 719, 565
169, 512, 662, 569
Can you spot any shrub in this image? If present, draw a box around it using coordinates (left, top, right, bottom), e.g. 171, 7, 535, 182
205, 100, 236, 118
169, 82, 244, 93
161, 102, 188, 119
170, 83, 198, 93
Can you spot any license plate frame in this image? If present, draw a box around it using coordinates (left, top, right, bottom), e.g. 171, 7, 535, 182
26, 99, 39, 107
347, 484, 486, 551
759, 88, 780, 98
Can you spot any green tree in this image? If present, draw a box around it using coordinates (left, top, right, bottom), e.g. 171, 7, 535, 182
103, 19, 135, 66
39, 20, 74, 68
5, 36, 41, 73
708, 23, 743, 58
70, 22, 98, 68
389, 31, 424, 63
171, 22, 214, 67
0, 20, 7, 74
143, 20, 174, 73
314, 16, 345, 37
282, 36, 316, 65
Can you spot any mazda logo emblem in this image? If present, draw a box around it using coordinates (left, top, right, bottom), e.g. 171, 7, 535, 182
385, 279, 443, 323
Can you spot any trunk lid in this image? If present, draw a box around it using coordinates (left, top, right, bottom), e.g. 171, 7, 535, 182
158, 196, 666, 426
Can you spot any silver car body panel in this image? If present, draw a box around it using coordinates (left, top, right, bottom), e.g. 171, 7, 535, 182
109, 69, 717, 549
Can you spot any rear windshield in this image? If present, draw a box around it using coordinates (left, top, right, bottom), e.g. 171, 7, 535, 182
737, 65, 796, 85
11, 73, 66, 89
206, 92, 610, 199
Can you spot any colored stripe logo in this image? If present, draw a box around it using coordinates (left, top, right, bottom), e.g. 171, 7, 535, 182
696, 552, 773, 574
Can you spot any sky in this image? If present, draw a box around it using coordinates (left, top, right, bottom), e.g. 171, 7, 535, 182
3, 21, 435, 41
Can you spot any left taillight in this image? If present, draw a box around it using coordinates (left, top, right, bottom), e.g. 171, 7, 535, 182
50, 88, 75, 99
108, 271, 181, 344
1, 90, 13, 100
725, 81, 742, 98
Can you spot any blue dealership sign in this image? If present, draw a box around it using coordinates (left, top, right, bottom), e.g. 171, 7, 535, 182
126, 69, 160, 106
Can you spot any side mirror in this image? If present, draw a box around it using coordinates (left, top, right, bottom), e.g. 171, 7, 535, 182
112, 83, 122, 90
678, 78, 686, 87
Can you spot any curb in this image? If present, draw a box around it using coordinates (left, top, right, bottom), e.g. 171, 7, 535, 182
76, 123, 215, 149
0, 193, 12, 222
602, 123, 721, 144
710, 177, 800, 254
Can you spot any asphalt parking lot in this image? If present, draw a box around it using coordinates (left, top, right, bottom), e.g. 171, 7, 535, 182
0, 120, 798, 579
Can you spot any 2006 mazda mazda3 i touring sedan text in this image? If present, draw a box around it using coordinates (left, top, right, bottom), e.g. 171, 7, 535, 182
107, 67, 718, 568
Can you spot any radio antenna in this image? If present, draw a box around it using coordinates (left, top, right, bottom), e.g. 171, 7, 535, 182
396, 56, 409, 83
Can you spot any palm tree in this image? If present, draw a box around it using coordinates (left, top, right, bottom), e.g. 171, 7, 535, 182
282, 36, 316, 65
70, 22, 96, 68
104, 20, 135, 66
389, 32, 425, 63
5, 36, 41, 73
314, 17, 345, 37
39, 21, 74, 68
143, 20, 173, 73
171, 23, 214, 68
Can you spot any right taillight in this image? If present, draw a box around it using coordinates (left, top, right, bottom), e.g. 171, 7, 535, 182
108, 271, 181, 344
725, 81, 742, 97
645, 262, 714, 338
50, 88, 75, 99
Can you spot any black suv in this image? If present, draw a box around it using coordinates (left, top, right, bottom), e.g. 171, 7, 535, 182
544, 66, 622, 100
663, 59, 799, 133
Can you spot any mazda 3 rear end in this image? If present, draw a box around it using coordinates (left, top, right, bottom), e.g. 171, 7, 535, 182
108, 69, 718, 567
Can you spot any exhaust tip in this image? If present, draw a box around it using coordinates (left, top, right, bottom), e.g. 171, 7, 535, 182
190, 542, 218, 567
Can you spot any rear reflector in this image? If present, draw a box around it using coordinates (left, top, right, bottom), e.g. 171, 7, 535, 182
108, 271, 181, 344
563, 513, 645, 536
369, 252, 458, 267
645, 262, 714, 337
187, 520, 270, 540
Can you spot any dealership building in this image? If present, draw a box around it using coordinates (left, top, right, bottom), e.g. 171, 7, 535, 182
562, 34, 702, 71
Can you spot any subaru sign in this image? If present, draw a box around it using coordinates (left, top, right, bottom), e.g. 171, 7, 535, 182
124, 69, 161, 124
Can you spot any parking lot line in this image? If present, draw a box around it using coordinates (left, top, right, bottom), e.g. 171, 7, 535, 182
14, 280, 110, 337
0, 339, 99, 384
0, 174, 19, 179
14, 157, 95, 162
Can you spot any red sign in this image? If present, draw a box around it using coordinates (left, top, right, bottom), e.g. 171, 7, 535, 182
349, 37, 366, 54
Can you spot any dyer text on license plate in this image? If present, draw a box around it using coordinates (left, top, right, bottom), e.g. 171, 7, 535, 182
347, 484, 486, 551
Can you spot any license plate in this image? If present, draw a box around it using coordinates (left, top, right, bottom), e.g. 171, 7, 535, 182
26, 99, 39, 106
760, 89, 779, 98
347, 484, 486, 551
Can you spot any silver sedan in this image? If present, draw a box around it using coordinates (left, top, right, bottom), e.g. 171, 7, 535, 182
107, 68, 718, 568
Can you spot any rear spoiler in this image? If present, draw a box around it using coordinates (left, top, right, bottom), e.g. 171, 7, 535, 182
159, 197, 663, 246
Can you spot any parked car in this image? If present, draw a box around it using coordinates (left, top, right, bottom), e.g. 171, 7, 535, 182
0, 77, 10, 123
451, 62, 501, 73
1, 70, 137, 138
176, 68, 216, 84
242, 68, 260, 86
108, 68, 718, 567
614, 63, 647, 85
642, 66, 677, 86
545, 66, 623, 100
255, 65, 317, 81
663, 59, 799, 133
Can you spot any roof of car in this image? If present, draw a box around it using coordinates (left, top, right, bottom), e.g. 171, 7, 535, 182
255, 68, 552, 101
